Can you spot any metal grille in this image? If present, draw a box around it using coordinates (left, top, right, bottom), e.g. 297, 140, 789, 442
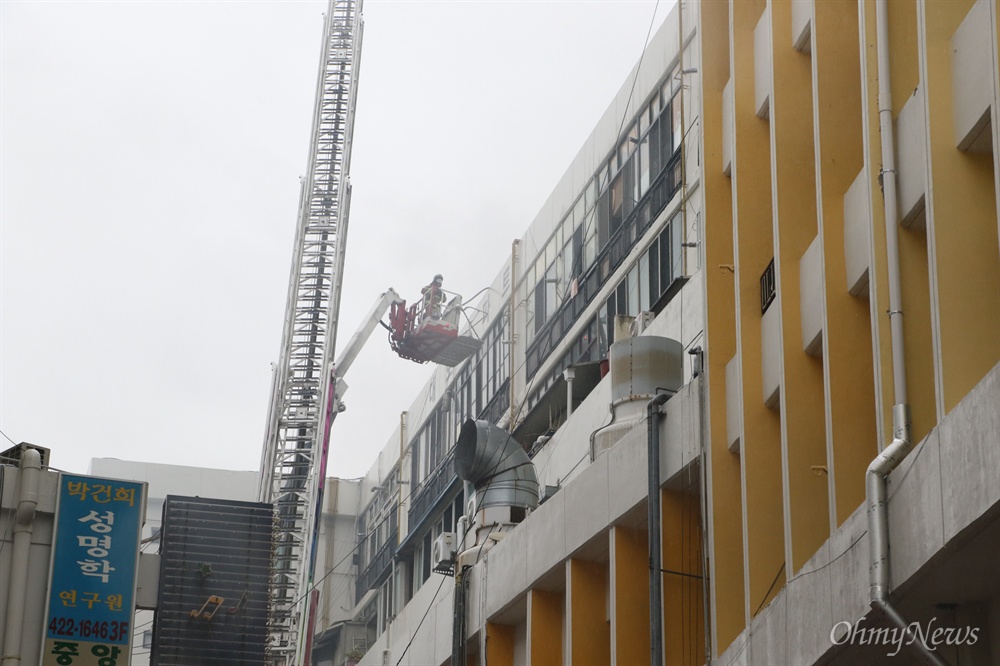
760, 258, 776, 314
256, 1, 364, 663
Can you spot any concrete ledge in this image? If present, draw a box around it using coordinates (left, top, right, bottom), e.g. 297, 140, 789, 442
715, 365, 1000, 665
939, 363, 1000, 542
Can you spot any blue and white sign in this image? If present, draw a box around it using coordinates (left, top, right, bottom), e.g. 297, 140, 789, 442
42, 474, 145, 666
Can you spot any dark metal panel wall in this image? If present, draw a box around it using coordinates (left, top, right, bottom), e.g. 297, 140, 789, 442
152, 496, 274, 666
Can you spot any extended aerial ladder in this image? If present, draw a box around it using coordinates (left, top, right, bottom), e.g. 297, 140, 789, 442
257, 0, 485, 662
256, 0, 364, 663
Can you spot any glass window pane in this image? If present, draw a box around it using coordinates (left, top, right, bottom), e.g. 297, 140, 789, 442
534, 281, 545, 331
610, 174, 623, 232
639, 136, 650, 197
545, 266, 558, 319
627, 266, 639, 316
648, 242, 660, 304
598, 189, 610, 247
649, 121, 661, 177
639, 254, 650, 312
671, 215, 683, 280
604, 297, 615, 346
659, 227, 671, 293
673, 97, 683, 152
571, 225, 583, 277
623, 157, 636, 218
563, 239, 575, 284
585, 223, 597, 269
555, 253, 566, 305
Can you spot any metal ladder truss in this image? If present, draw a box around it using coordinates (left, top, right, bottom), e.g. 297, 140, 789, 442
257, 1, 364, 663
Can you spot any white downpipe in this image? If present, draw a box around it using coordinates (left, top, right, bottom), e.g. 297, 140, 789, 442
564, 366, 575, 418
1, 448, 42, 666
867, 3, 948, 664
875, 0, 908, 406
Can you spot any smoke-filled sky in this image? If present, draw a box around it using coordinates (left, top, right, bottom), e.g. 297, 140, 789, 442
1, 0, 673, 479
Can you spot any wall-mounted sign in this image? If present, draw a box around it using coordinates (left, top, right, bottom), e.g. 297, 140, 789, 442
41, 474, 146, 666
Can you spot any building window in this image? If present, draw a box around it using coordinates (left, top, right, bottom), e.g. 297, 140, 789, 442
522, 88, 684, 382
760, 258, 776, 314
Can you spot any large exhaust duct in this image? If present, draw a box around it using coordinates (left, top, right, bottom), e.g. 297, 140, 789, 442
455, 419, 538, 512
591, 336, 685, 459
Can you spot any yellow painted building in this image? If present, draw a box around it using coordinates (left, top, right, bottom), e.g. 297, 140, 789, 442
316, 1, 1000, 664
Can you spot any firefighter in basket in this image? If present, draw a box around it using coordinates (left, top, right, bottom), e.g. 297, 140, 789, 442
420, 274, 447, 322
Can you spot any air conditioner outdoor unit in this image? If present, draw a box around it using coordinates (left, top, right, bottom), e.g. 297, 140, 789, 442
630, 311, 655, 336
432, 532, 456, 575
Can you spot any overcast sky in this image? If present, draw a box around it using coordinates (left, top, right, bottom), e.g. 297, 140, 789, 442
1, 0, 672, 480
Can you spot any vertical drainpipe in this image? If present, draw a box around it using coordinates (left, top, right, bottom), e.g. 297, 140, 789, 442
2, 448, 42, 666
564, 366, 576, 419
867, 3, 948, 664
647, 393, 669, 666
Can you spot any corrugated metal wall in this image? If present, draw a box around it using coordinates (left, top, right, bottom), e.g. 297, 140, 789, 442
152, 496, 273, 665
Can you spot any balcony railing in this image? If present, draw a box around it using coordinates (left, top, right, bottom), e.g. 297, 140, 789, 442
526, 151, 683, 381
355, 527, 397, 602
408, 449, 460, 536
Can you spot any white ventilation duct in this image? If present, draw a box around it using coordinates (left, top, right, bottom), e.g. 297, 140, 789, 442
455, 419, 538, 512
591, 336, 684, 458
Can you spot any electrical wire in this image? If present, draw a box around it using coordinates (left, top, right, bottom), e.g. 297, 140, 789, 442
351, 9, 672, 660
393, 575, 446, 666
348, 6, 672, 661
302, 6, 675, 661
726, 527, 868, 663
0, 428, 17, 446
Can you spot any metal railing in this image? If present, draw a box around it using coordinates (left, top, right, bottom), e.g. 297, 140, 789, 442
355, 527, 397, 602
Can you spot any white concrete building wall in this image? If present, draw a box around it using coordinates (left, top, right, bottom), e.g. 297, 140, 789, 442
799, 235, 823, 357
895, 86, 928, 228
761, 303, 781, 409
754, 6, 771, 120
843, 166, 871, 297
723, 78, 734, 176
951, 0, 993, 153
791, 0, 811, 53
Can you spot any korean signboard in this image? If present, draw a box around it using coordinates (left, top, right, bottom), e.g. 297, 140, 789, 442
42, 474, 146, 666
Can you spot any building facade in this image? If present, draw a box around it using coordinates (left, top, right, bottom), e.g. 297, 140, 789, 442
88, 458, 258, 664
313, 0, 1000, 664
